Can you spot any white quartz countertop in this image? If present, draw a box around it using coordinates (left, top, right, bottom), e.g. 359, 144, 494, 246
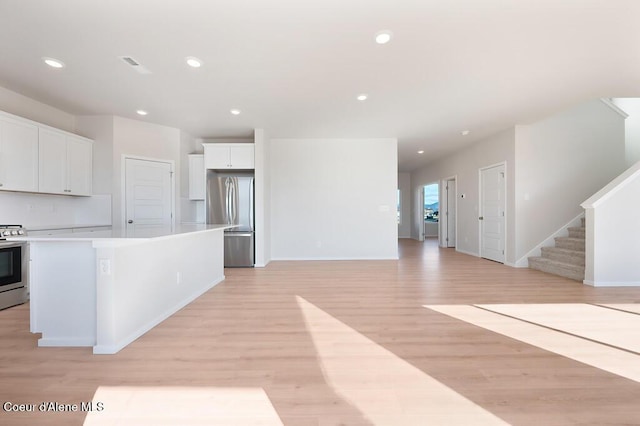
8, 224, 235, 246
27, 224, 112, 231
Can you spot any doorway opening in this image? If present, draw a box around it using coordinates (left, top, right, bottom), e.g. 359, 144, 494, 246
423, 183, 439, 241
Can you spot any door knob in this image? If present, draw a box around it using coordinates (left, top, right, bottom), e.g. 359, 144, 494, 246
127, 220, 134, 224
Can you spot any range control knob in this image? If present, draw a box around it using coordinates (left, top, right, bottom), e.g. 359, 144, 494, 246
17, 230, 25, 235
2, 230, 9, 237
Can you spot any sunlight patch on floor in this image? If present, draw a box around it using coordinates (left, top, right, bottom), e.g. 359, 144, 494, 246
600, 304, 640, 316
83, 386, 283, 426
425, 304, 640, 383
476, 303, 640, 353
297, 296, 508, 425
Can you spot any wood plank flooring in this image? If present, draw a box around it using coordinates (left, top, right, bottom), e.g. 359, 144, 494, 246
1, 238, 640, 425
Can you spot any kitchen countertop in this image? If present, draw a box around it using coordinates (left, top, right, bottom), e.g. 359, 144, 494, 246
24, 222, 229, 354
27, 224, 112, 231
9, 224, 235, 246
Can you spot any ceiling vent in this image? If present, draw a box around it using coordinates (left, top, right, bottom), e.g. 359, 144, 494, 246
119, 56, 151, 74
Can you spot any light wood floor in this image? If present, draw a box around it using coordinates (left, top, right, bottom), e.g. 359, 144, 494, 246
2, 238, 640, 425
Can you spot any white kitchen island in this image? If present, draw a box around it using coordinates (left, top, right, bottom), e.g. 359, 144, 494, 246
9, 224, 232, 354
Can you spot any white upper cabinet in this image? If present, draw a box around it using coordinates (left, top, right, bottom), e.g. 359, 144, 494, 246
66, 136, 93, 195
39, 128, 93, 196
188, 154, 205, 200
203, 143, 254, 169
0, 115, 39, 192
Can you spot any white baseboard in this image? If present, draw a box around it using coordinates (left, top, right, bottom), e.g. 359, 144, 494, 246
583, 279, 640, 287
455, 248, 479, 257
514, 212, 585, 267
270, 256, 399, 261
38, 337, 95, 347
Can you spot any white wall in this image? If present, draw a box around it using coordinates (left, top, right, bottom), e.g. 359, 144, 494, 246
76, 115, 114, 196
179, 130, 199, 223
112, 116, 181, 228
0, 86, 75, 133
0, 191, 110, 228
398, 173, 411, 238
255, 128, 272, 266
514, 99, 626, 263
411, 129, 516, 261
76, 115, 184, 228
424, 221, 438, 237
612, 98, 640, 166
270, 138, 398, 260
582, 162, 640, 286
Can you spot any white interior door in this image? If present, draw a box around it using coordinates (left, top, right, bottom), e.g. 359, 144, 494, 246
125, 158, 173, 229
445, 178, 456, 248
480, 164, 505, 263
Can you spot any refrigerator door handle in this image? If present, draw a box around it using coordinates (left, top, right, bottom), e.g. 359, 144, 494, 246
249, 177, 254, 231
225, 177, 231, 224
231, 177, 237, 224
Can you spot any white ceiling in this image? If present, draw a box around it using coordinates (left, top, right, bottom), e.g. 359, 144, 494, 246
1, 0, 639, 171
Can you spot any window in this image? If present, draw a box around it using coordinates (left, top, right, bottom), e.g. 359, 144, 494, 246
424, 184, 439, 223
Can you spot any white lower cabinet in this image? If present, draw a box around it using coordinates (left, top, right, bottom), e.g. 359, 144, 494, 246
39, 129, 93, 196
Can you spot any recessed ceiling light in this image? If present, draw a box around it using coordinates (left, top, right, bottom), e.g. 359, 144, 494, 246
357, 94, 368, 101
136, 110, 148, 116
375, 30, 393, 44
185, 56, 202, 68
417, 150, 425, 154
461, 130, 470, 136
230, 109, 241, 115
42, 57, 65, 68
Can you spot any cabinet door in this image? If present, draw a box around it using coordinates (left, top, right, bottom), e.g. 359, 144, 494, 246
66, 136, 92, 196
203, 145, 231, 169
38, 129, 67, 194
229, 145, 254, 169
0, 117, 38, 192
188, 154, 205, 200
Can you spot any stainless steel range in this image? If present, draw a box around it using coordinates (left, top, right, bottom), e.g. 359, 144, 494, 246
0, 225, 28, 310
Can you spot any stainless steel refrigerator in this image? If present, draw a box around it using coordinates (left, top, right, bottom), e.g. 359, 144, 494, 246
206, 170, 254, 267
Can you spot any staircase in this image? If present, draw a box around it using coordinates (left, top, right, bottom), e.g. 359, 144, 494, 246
528, 218, 585, 281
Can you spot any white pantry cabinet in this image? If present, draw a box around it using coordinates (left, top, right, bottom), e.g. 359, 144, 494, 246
203, 143, 254, 169
39, 129, 93, 196
188, 154, 205, 200
0, 115, 39, 192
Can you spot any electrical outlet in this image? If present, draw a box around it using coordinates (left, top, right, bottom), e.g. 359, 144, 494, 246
99, 259, 111, 275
